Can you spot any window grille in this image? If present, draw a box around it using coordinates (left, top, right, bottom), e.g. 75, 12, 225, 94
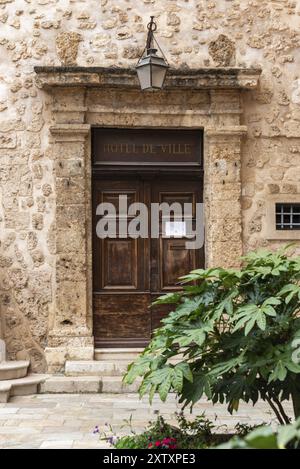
275, 203, 300, 230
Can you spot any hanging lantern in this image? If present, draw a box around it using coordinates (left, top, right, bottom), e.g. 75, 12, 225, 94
136, 16, 169, 91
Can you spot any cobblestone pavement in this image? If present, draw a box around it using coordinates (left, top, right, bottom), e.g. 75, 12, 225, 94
0, 394, 293, 449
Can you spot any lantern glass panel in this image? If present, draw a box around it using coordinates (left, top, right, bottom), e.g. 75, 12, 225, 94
151, 64, 167, 89
136, 64, 151, 90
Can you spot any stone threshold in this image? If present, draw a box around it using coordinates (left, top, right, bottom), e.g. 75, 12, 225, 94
94, 348, 143, 361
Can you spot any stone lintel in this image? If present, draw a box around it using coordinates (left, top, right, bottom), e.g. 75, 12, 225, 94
53, 106, 88, 113
35, 66, 261, 91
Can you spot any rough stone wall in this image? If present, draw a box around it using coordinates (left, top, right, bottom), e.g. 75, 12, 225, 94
0, 0, 299, 370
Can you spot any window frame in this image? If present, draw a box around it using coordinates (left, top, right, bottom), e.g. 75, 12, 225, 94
265, 195, 300, 240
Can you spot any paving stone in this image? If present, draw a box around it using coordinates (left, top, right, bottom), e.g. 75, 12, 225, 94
0, 407, 18, 414
0, 393, 294, 449
40, 440, 74, 449
72, 441, 111, 449
39, 432, 85, 441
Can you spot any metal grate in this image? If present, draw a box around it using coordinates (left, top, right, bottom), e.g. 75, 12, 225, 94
276, 203, 300, 230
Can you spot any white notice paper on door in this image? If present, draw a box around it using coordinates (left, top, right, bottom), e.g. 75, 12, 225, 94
165, 221, 186, 237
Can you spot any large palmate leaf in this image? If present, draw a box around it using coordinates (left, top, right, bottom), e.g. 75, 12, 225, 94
152, 292, 182, 305
231, 297, 280, 335
278, 284, 300, 304
179, 372, 212, 408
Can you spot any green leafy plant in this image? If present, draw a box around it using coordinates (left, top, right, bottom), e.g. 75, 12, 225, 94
94, 414, 300, 449
234, 422, 265, 437
113, 412, 223, 449
216, 417, 300, 449
124, 247, 300, 424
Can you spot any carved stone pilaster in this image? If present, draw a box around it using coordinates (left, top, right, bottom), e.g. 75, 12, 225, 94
205, 125, 247, 267
45, 123, 93, 373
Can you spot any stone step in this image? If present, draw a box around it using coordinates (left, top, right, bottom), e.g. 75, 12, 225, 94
94, 348, 143, 362
0, 374, 47, 403
65, 360, 129, 377
0, 382, 10, 403
101, 376, 141, 393
39, 375, 141, 394
0, 360, 29, 381
40, 376, 101, 394
94, 349, 182, 365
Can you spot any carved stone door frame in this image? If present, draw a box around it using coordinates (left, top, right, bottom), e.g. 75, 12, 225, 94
35, 66, 261, 372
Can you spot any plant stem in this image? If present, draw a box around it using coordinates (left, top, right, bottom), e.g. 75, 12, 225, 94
291, 390, 300, 420
272, 396, 291, 424
265, 395, 285, 425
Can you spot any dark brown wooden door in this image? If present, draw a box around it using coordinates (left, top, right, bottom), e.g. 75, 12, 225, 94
92, 175, 204, 347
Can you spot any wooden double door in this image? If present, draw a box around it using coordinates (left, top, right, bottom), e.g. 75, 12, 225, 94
92, 174, 204, 347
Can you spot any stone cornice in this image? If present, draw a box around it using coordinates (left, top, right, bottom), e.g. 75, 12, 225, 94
206, 126, 248, 137
34, 66, 261, 91
50, 123, 90, 142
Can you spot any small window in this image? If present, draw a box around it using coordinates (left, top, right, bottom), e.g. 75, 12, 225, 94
276, 203, 300, 230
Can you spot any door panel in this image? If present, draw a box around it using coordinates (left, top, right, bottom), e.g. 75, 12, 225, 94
92, 175, 204, 347
161, 239, 193, 289
93, 293, 151, 347
151, 180, 203, 293
102, 238, 137, 289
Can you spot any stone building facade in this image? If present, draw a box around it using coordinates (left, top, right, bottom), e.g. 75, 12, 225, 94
0, 0, 299, 373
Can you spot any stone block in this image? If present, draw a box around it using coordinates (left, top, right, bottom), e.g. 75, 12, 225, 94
56, 228, 85, 254
0, 360, 29, 380
56, 205, 86, 228
100, 376, 141, 393
209, 241, 243, 268
11, 383, 38, 396
55, 32, 82, 66
209, 200, 242, 219
56, 253, 87, 282
56, 177, 86, 205
55, 159, 85, 178
206, 183, 241, 201
0, 133, 16, 149
0, 385, 10, 403
208, 218, 242, 243
56, 280, 87, 324
65, 360, 128, 377
210, 161, 241, 184
40, 376, 101, 393
94, 348, 142, 362
45, 346, 94, 373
